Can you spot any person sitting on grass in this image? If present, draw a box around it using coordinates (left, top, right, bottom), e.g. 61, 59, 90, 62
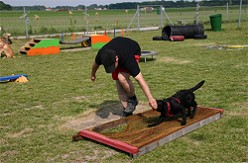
90, 37, 157, 116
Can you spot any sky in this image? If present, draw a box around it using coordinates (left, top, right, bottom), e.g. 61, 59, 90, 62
2, 0, 171, 7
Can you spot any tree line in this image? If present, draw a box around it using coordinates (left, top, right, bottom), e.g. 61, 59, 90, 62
0, 0, 246, 10
109, 0, 245, 9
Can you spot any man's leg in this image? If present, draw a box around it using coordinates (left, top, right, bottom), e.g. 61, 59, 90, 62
117, 72, 138, 116
117, 72, 135, 97
116, 80, 128, 109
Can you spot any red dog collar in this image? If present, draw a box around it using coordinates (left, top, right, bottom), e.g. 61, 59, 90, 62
166, 97, 181, 117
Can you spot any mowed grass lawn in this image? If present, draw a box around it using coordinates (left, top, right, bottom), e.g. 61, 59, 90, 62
0, 22, 247, 162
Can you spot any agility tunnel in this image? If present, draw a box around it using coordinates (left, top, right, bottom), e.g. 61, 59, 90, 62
153, 24, 207, 41
162, 24, 206, 38
73, 106, 223, 158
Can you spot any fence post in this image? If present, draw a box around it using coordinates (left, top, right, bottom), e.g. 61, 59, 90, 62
238, 0, 242, 29
226, 3, 229, 20
137, 5, 140, 31
160, 6, 163, 28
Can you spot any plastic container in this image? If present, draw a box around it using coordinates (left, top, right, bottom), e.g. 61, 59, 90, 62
209, 14, 222, 31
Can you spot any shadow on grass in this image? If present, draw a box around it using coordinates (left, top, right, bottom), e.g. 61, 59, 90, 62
90, 100, 123, 119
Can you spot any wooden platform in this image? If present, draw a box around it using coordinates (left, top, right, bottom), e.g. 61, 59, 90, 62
74, 106, 224, 158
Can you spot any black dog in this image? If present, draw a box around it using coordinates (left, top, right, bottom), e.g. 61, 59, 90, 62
148, 80, 205, 127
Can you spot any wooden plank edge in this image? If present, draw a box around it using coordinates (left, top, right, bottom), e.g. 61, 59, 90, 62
200, 106, 224, 114
132, 112, 222, 158
78, 130, 139, 154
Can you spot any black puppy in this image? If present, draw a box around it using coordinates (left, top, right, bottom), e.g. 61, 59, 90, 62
148, 80, 205, 127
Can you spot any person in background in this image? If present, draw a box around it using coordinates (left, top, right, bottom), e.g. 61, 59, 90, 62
90, 37, 157, 116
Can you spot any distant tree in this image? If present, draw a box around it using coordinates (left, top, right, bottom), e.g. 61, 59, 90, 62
77, 5, 86, 10
88, 4, 98, 10
0, 1, 12, 10
12, 6, 46, 10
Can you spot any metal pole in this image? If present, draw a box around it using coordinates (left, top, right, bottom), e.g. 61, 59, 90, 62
238, 0, 242, 28
162, 9, 174, 26
24, 7, 29, 38
127, 10, 138, 30
85, 8, 89, 34
137, 5, 140, 31
160, 6, 163, 28
195, 2, 200, 25
226, 3, 229, 20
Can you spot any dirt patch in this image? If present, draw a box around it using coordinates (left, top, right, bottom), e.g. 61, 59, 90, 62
159, 57, 191, 64
7, 128, 33, 138
226, 110, 248, 117
60, 101, 152, 131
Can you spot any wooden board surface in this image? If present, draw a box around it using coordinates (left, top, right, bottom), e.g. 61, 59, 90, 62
77, 106, 224, 156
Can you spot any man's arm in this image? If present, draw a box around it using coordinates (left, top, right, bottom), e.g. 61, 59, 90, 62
134, 72, 157, 109
91, 62, 100, 81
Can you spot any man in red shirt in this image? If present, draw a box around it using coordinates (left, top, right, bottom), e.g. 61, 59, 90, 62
91, 37, 157, 116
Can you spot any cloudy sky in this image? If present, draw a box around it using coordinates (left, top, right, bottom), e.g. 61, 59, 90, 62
3, 0, 169, 7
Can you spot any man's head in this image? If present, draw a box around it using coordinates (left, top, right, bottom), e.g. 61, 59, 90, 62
101, 49, 117, 73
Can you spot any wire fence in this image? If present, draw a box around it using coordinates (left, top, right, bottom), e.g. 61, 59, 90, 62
0, 5, 247, 37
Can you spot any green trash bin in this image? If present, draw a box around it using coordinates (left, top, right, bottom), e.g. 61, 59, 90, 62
157, 8, 161, 15
209, 14, 222, 31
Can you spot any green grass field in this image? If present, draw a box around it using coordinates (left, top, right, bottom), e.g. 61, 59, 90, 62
0, 8, 248, 162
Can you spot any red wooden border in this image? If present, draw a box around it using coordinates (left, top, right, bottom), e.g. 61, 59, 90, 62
79, 130, 139, 154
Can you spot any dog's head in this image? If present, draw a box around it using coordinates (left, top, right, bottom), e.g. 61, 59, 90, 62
156, 100, 167, 113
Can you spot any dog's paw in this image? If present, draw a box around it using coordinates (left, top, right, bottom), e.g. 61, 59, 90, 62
148, 123, 157, 127
181, 121, 186, 125
72, 134, 83, 141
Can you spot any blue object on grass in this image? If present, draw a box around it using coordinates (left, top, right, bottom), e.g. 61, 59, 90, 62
0, 74, 28, 82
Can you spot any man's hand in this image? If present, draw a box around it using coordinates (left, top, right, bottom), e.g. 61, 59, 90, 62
91, 62, 100, 82
149, 98, 157, 110
90, 75, 96, 82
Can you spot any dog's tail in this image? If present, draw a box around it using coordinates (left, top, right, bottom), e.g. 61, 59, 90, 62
188, 80, 205, 92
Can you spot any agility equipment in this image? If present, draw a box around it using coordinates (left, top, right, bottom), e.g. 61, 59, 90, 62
162, 24, 205, 39
19, 34, 111, 56
59, 37, 90, 45
73, 106, 223, 158
141, 50, 158, 62
15, 76, 28, 82
0, 74, 28, 82
203, 44, 248, 50
90, 34, 111, 49
153, 24, 206, 41
19, 38, 60, 56
60, 34, 111, 49
169, 35, 185, 41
